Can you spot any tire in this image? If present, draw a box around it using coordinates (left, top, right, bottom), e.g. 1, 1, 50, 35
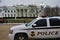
14, 34, 28, 40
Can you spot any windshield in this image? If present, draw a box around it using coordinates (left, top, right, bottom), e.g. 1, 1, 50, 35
25, 19, 37, 26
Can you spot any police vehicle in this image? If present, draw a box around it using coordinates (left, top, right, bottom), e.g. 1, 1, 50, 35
9, 17, 60, 40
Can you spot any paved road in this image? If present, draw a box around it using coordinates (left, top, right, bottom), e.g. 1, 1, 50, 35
0, 24, 19, 40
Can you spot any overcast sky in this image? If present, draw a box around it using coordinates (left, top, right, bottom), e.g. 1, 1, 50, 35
0, 0, 60, 7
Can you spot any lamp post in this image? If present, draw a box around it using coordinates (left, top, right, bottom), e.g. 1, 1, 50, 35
38, 2, 45, 17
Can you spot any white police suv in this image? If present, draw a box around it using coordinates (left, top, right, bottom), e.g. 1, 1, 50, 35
9, 17, 60, 40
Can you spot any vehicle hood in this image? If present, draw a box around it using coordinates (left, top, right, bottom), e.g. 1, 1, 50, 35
10, 24, 27, 30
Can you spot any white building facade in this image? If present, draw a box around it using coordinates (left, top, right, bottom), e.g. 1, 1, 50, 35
0, 4, 45, 18
3, 6, 17, 18
16, 5, 38, 17
0, 7, 4, 18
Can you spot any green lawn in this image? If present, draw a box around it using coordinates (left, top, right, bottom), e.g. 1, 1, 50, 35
4, 18, 33, 23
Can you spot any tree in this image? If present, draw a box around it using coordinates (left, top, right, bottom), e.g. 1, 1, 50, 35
44, 5, 51, 16
55, 6, 59, 16
44, 5, 59, 17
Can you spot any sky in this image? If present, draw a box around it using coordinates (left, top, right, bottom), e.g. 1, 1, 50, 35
0, 0, 60, 7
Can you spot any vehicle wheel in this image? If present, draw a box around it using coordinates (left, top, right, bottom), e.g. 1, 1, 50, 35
14, 34, 28, 40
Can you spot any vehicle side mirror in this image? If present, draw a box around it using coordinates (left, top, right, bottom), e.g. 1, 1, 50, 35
32, 24, 36, 27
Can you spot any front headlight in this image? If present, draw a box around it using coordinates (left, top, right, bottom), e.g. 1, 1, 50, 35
9, 30, 13, 34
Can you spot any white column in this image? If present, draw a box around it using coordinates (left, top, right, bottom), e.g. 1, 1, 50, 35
23, 9, 24, 17
15, 11, 17, 19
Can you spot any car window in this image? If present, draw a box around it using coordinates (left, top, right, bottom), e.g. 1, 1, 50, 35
34, 19, 47, 27
26, 19, 37, 26
49, 18, 60, 26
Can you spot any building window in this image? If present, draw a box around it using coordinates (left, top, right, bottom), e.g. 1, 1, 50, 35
14, 10, 15, 12
8, 10, 9, 13
2, 13, 4, 16
0, 9, 2, 12
11, 10, 13, 13
5, 14, 6, 17
14, 14, 16, 17
8, 14, 9, 17
5, 10, 7, 12
11, 14, 13, 17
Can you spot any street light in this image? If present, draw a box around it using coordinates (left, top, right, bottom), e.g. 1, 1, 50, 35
38, 2, 45, 17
